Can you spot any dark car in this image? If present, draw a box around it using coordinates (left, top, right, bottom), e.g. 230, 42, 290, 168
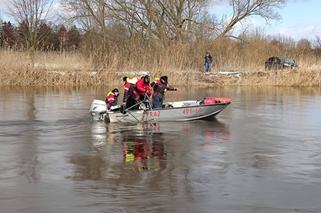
265, 56, 298, 70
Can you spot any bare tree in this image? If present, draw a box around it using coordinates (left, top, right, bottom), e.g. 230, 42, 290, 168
313, 36, 321, 59
108, 0, 207, 43
62, 0, 285, 45
297, 39, 311, 49
8, 0, 54, 52
63, 0, 110, 32
63, 0, 113, 65
314, 36, 321, 49
62, 0, 207, 43
212, 0, 285, 39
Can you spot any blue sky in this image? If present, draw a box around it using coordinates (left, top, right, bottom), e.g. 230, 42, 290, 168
209, 0, 321, 40
0, 0, 320, 41
267, 0, 321, 40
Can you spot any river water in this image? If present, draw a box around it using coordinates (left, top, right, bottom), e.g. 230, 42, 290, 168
1, 86, 321, 213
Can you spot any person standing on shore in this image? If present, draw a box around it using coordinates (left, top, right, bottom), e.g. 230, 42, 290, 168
204, 51, 213, 73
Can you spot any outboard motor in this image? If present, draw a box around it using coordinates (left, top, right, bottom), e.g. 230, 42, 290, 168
90, 100, 107, 121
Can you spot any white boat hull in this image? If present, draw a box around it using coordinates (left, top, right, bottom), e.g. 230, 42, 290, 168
107, 98, 231, 123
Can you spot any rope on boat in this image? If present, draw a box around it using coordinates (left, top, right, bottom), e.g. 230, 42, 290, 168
120, 94, 158, 124
144, 94, 157, 125
126, 110, 141, 122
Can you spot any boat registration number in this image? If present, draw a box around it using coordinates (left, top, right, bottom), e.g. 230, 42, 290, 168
146, 111, 161, 117
182, 107, 202, 115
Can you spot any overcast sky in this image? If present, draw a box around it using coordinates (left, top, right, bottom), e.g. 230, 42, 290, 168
0, 0, 320, 41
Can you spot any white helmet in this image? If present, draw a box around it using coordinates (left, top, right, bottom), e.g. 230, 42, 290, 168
140, 71, 150, 76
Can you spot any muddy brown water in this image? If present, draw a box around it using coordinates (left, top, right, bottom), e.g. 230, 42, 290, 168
1, 86, 321, 213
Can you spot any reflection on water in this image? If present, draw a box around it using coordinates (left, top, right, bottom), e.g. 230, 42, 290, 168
91, 122, 107, 149
1, 86, 321, 212
81, 120, 231, 180
121, 134, 166, 172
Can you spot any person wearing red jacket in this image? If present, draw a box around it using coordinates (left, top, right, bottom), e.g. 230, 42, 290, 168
105, 88, 119, 110
151, 75, 177, 109
121, 76, 139, 110
135, 74, 151, 101
122, 76, 131, 104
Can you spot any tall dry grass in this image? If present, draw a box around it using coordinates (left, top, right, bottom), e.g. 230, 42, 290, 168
1, 36, 321, 87
0, 47, 202, 86
0, 50, 100, 86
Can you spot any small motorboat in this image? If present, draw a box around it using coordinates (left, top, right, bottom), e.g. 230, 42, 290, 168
90, 97, 231, 123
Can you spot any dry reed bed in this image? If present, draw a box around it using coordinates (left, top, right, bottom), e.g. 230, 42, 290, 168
1, 50, 321, 87
216, 69, 321, 87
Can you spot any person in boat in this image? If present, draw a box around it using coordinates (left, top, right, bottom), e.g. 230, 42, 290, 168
122, 76, 130, 104
151, 75, 177, 109
105, 88, 119, 110
135, 73, 152, 107
122, 77, 139, 110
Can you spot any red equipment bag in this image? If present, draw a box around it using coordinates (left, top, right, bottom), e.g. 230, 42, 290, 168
203, 97, 232, 105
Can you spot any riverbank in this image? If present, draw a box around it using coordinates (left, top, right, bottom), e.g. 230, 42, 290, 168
1, 50, 321, 87
199, 68, 321, 87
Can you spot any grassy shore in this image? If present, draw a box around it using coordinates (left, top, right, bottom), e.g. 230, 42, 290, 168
1, 50, 321, 87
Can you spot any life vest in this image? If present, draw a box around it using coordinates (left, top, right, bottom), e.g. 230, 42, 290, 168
123, 77, 138, 98
124, 81, 131, 93
123, 81, 132, 102
135, 78, 151, 97
152, 80, 167, 97
152, 80, 176, 97
125, 83, 139, 102
105, 92, 118, 109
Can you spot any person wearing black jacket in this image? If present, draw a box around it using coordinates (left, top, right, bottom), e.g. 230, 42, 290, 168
204, 51, 213, 73
151, 76, 177, 109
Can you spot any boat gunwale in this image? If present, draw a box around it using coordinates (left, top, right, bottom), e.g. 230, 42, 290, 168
107, 101, 231, 114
